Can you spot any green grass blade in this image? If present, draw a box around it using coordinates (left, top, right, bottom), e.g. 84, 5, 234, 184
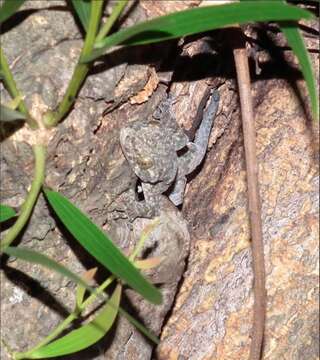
70, 0, 91, 32
280, 22, 319, 121
43, 189, 162, 305
5, 248, 159, 349
0, 104, 26, 122
82, 1, 313, 62
239, 0, 318, 121
26, 285, 121, 359
4, 246, 96, 295
0, 0, 25, 24
0, 204, 16, 222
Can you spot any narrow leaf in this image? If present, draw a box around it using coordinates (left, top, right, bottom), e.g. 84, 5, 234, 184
6, 246, 158, 354
0, 104, 26, 122
0, 204, 16, 222
280, 22, 319, 120
26, 285, 121, 359
0, 0, 25, 24
82, 1, 313, 62
70, 0, 91, 32
4, 246, 96, 296
239, 0, 318, 121
44, 189, 162, 305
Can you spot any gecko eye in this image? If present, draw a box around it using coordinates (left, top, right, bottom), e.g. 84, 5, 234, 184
137, 156, 153, 169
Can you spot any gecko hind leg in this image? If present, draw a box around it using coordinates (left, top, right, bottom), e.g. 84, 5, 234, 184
168, 176, 187, 206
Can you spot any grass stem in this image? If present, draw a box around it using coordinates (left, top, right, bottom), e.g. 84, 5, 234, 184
44, 0, 104, 127
0, 144, 46, 251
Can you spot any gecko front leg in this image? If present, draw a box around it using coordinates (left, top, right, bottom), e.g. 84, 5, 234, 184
169, 90, 220, 206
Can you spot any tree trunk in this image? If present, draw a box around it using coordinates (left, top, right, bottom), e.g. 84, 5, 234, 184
1, 1, 318, 360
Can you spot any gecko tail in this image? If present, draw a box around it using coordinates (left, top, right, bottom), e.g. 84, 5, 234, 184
203, 90, 220, 123
194, 89, 220, 146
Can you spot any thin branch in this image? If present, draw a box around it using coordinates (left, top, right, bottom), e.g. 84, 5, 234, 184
232, 30, 266, 360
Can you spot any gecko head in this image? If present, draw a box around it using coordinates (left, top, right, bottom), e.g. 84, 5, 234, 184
119, 124, 177, 184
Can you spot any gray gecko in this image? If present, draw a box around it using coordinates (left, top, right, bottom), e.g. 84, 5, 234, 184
114, 90, 220, 221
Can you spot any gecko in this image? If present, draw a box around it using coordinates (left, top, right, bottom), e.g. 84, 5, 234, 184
110, 90, 220, 221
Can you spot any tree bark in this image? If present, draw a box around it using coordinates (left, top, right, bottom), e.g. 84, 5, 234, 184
1, 2, 318, 360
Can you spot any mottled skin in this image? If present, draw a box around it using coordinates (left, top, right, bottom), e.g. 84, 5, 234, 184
117, 90, 220, 220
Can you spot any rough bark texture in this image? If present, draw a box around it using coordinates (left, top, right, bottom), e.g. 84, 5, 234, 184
157, 14, 320, 360
1, 1, 319, 360
0, 2, 198, 359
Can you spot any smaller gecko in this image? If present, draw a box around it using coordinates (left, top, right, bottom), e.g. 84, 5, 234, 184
116, 90, 220, 220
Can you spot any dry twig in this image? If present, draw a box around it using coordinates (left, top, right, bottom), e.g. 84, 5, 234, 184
232, 30, 267, 360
